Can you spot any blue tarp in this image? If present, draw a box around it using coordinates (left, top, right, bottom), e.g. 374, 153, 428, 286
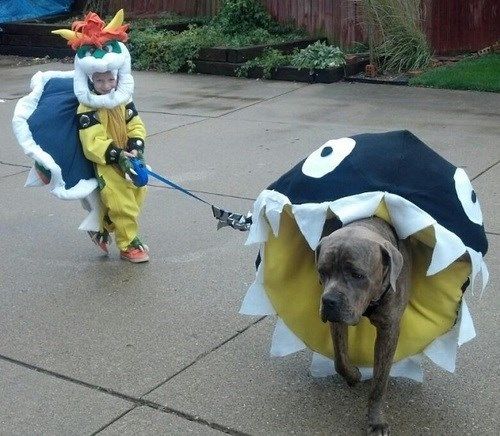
0, 0, 74, 24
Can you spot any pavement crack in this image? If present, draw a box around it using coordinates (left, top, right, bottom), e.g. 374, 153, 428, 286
0, 169, 29, 179
0, 160, 30, 168
146, 117, 211, 139
140, 316, 267, 398
215, 84, 309, 118
0, 352, 248, 435
472, 159, 500, 181
91, 406, 138, 435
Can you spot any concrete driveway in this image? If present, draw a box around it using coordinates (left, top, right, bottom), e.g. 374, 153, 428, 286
1, 57, 498, 435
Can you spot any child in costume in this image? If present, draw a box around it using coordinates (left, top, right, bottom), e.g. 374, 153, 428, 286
56, 10, 149, 263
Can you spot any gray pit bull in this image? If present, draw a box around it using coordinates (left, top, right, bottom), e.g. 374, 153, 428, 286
316, 217, 411, 436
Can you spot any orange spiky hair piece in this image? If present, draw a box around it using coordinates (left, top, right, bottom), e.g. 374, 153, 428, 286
68, 11, 129, 50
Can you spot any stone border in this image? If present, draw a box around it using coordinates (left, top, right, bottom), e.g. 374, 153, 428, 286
0, 19, 201, 58
194, 51, 368, 83
197, 38, 322, 63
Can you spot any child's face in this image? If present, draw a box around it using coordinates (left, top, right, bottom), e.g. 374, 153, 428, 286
92, 71, 117, 95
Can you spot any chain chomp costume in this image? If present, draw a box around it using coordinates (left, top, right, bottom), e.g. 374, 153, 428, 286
241, 130, 489, 381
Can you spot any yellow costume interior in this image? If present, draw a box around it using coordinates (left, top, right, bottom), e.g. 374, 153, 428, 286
263, 202, 471, 366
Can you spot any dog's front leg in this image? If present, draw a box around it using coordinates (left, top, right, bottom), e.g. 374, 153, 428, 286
367, 323, 400, 436
330, 322, 361, 387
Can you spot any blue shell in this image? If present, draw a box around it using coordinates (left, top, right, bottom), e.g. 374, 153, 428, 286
27, 77, 95, 189
268, 130, 488, 255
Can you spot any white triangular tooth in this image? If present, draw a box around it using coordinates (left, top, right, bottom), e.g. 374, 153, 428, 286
310, 352, 335, 377
266, 208, 282, 237
384, 193, 436, 238
246, 190, 290, 245
239, 281, 275, 315
292, 203, 328, 249
423, 323, 460, 373
424, 298, 476, 372
246, 193, 270, 245
239, 255, 276, 315
466, 247, 482, 294
457, 300, 476, 346
78, 191, 101, 231
270, 318, 306, 357
329, 192, 384, 225
264, 190, 290, 236
388, 355, 424, 382
427, 224, 466, 276
481, 259, 489, 295
24, 166, 45, 187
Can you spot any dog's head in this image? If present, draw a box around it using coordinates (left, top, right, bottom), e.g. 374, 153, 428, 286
316, 226, 403, 325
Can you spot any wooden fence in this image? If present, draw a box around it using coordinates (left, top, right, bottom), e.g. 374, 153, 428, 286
422, 0, 499, 54
107, 0, 500, 54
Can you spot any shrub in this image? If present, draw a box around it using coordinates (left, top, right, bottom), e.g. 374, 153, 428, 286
237, 42, 346, 78
291, 41, 346, 70
237, 48, 291, 78
212, 0, 273, 35
129, 25, 221, 73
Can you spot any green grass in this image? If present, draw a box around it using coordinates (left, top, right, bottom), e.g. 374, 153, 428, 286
409, 54, 500, 92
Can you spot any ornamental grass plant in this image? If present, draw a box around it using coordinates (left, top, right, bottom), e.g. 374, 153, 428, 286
356, 0, 431, 73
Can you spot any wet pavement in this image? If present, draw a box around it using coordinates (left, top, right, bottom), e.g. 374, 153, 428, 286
1, 57, 499, 435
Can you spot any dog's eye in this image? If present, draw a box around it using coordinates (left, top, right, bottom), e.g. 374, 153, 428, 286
351, 271, 364, 280
317, 272, 325, 285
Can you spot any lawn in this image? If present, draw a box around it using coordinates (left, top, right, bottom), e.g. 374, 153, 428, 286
409, 54, 500, 92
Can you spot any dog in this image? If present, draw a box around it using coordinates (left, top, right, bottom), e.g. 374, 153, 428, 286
316, 217, 411, 435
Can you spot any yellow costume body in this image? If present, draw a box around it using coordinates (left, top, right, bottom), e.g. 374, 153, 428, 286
78, 103, 147, 250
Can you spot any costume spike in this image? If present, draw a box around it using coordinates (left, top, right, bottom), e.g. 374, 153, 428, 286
104, 9, 124, 31
51, 29, 81, 42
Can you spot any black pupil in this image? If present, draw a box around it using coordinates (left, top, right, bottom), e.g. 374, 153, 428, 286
471, 190, 477, 203
321, 146, 333, 157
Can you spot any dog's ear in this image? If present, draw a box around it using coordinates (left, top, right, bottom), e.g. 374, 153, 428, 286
381, 241, 403, 292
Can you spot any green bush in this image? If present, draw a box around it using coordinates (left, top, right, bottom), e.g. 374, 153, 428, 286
212, 0, 273, 35
237, 48, 291, 78
237, 42, 346, 78
291, 41, 345, 70
129, 25, 221, 73
128, 0, 307, 73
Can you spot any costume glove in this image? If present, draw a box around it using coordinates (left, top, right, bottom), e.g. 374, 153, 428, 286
118, 150, 133, 175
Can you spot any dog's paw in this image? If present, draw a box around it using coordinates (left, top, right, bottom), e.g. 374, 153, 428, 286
340, 366, 361, 387
367, 423, 389, 436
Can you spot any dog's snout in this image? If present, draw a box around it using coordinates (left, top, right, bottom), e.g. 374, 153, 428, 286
322, 293, 344, 310
321, 293, 346, 322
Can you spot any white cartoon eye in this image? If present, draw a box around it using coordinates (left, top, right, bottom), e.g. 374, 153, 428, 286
454, 168, 483, 224
302, 138, 356, 178
105, 44, 113, 53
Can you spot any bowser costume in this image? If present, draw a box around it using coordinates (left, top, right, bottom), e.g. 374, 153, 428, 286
12, 10, 150, 262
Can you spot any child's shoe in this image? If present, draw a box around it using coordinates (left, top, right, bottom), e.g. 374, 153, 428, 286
120, 237, 149, 263
88, 230, 110, 254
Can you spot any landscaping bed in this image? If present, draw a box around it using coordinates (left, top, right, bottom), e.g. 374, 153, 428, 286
193, 38, 354, 83
0, 14, 204, 58
194, 60, 346, 83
